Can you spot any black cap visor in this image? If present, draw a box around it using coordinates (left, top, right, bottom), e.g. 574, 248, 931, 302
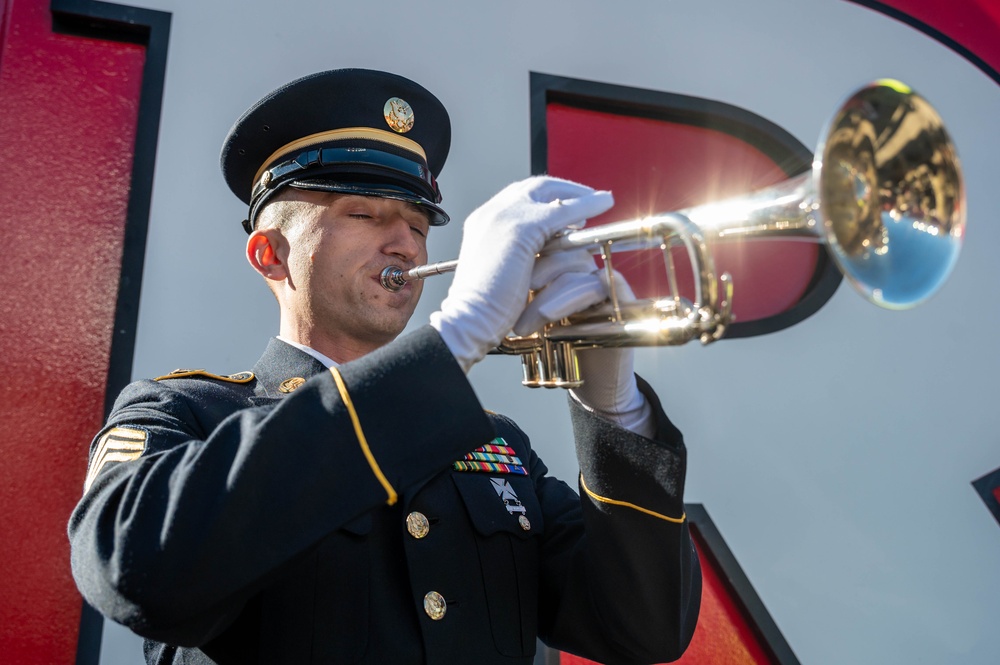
288, 179, 449, 226
245, 143, 449, 232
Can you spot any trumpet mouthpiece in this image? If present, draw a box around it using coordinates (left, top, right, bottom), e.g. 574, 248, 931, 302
380, 266, 407, 292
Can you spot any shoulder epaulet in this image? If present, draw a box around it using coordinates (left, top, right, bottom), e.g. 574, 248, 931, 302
154, 369, 255, 383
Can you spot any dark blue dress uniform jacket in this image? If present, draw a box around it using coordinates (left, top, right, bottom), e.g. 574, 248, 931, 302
68, 327, 701, 664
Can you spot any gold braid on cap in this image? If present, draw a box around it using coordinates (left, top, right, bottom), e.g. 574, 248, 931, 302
252, 127, 428, 193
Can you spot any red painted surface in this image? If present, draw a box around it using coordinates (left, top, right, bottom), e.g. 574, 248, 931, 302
0, 0, 145, 662
853, 0, 1000, 81
560, 529, 773, 665
547, 102, 819, 326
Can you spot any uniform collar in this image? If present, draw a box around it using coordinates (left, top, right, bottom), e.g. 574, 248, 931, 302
276, 335, 340, 368
251, 337, 329, 397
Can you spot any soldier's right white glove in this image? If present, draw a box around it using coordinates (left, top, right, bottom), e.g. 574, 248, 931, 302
430, 176, 614, 372
512, 257, 655, 437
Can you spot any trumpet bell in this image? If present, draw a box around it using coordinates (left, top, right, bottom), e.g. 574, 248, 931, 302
817, 79, 964, 309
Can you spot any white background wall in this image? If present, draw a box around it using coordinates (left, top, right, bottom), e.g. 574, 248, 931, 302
98, 1, 1000, 663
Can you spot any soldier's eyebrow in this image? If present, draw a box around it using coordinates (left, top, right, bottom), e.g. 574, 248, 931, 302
406, 202, 433, 223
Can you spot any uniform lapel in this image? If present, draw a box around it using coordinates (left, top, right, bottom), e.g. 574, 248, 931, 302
250, 338, 330, 401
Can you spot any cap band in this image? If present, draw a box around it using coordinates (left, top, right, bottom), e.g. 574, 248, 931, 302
253, 146, 437, 200
247, 144, 446, 231
252, 126, 428, 189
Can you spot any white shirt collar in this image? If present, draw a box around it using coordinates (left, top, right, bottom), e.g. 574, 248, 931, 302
276, 335, 340, 369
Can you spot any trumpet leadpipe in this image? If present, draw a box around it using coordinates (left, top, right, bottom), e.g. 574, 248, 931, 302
380, 259, 459, 291
378, 214, 697, 293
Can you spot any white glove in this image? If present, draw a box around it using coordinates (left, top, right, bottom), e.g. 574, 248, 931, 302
514, 261, 654, 437
430, 176, 613, 372
571, 344, 653, 438
512, 249, 604, 336
571, 271, 653, 437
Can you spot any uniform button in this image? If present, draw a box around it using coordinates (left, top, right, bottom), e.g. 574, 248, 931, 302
406, 511, 430, 539
423, 591, 447, 620
518, 515, 531, 531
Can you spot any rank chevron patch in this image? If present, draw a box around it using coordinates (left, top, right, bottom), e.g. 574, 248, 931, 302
84, 427, 147, 492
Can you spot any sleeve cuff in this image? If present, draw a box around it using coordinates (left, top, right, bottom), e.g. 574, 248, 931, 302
570, 375, 687, 516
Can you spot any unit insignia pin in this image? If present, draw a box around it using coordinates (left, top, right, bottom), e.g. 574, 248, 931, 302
278, 377, 306, 393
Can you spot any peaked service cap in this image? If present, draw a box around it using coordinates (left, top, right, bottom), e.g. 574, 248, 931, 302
220, 68, 451, 233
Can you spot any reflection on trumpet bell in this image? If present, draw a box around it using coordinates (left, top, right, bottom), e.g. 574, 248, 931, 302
815, 79, 964, 309
382, 79, 965, 388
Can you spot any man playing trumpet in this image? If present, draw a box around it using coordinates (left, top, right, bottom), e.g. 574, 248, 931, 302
68, 68, 701, 664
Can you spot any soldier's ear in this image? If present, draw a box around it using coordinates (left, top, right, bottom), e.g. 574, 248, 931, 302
246, 229, 289, 282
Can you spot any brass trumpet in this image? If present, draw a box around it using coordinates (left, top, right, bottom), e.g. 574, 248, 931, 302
381, 80, 965, 388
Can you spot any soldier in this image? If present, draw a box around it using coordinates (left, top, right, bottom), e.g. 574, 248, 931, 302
69, 68, 701, 664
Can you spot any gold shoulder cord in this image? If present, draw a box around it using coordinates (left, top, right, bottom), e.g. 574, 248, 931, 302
153, 369, 254, 383
329, 367, 398, 505
579, 474, 685, 524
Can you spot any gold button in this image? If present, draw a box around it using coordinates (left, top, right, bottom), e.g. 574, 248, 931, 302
518, 515, 531, 531
406, 512, 430, 539
423, 591, 447, 620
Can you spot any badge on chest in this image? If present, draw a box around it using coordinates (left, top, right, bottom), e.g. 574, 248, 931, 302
452, 437, 534, 532
490, 477, 532, 531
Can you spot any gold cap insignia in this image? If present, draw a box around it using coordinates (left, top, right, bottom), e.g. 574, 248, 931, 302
278, 377, 306, 393
383, 97, 414, 134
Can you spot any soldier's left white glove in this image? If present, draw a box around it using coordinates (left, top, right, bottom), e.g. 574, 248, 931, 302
514, 253, 654, 438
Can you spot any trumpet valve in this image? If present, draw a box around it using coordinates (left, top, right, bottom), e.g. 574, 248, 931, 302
520, 338, 583, 389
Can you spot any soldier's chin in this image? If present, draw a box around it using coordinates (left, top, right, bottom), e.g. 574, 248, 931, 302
372, 311, 415, 343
